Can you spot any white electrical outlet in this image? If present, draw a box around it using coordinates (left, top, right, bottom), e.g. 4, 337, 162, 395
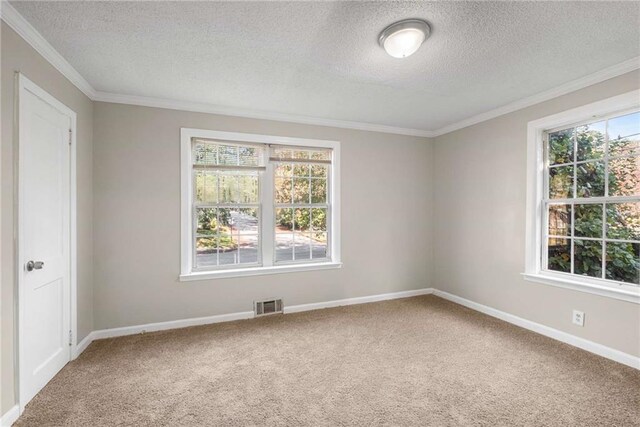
572, 310, 585, 326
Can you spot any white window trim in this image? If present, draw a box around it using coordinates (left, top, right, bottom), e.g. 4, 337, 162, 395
180, 128, 341, 281
524, 89, 640, 304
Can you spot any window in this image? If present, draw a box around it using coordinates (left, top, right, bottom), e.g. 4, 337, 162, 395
272, 146, 332, 263
181, 129, 341, 280
544, 110, 640, 283
525, 91, 640, 303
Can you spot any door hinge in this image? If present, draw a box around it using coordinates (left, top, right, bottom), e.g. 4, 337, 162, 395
69, 330, 72, 346
68, 129, 72, 145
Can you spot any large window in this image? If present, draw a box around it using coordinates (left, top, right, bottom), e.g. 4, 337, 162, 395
181, 129, 341, 280
525, 91, 640, 303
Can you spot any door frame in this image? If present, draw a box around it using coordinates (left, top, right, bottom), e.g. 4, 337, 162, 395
15, 72, 78, 413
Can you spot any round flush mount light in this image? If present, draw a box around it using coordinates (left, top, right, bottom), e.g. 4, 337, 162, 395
378, 19, 431, 59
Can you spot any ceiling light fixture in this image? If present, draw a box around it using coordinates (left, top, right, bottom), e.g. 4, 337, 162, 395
378, 19, 431, 59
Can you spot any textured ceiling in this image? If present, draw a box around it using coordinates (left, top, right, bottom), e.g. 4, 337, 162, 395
10, 1, 640, 132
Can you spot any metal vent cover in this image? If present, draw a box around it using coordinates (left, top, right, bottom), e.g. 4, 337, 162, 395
255, 299, 283, 316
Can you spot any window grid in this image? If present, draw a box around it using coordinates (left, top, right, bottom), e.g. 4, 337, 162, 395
192, 140, 263, 271
543, 109, 640, 285
273, 157, 331, 265
188, 136, 335, 273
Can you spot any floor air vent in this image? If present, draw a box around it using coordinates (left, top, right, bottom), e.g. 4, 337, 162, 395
255, 299, 283, 316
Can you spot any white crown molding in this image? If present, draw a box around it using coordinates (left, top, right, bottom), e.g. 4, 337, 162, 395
431, 56, 640, 137
0, 1, 96, 99
92, 91, 436, 137
2, 1, 638, 140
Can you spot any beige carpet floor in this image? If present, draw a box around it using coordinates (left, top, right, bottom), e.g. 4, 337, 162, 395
15, 295, 640, 426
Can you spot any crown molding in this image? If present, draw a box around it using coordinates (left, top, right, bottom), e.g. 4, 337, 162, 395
431, 56, 640, 137
3, 1, 638, 140
92, 91, 435, 137
1, 1, 96, 99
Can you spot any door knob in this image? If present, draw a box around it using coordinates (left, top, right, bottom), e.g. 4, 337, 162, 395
25, 260, 44, 271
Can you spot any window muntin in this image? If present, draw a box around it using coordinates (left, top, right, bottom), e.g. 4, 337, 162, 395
272, 146, 331, 264
187, 136, 336, 273
543, 110, 640, 285
192, 139, 264, 270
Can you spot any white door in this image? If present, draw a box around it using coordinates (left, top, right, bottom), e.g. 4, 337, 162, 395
18, 75, 73, 407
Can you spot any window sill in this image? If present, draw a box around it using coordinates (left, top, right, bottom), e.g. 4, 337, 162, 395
180, 261, 343, 281
522, 272, 640, 304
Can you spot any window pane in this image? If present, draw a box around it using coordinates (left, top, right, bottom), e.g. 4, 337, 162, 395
275, 232, 294, 262
293, 178, 310, 204
218, 246, 239, 265
574, 204, 603, 238
237, 174, 259, 203
234, 208, 259, 233
219, 173, 238, 203
605, 242, 640, 285
293, 164, 310, 177
608, 112, 640, 157
311, 179, 327, 204
272, 147, 330, 162
549, 165, 573, 199
276, 208, 294, 232
218, 144, 238, 166
311, 232, 328, 259
294, 208, 311, 231
195, 206, 239, 267
311, 208, 327, 232
576, 161, 605, 198
294, 232, 311, 261
193, 140, 263, 167
606, 202, 640, 240
576, 121, 606, 161
194, 171, 218, 204
574, 240, 602, 278
310, 150, 330, 161
608, 156, 640, 197
548, 237, 571, 273
196, 208, 217, 235
193, 142, 217, 165
217, 208, 232, 230
293, 150, 309, 160
238, 146, 259, 166
239, 235, 259, 264
609, 134, 640, 157
275, 163, 293, 177
272, 148, 293, 161
548, 204, 571, 236
311, 164, 328, 178
548, 128, 573, 165
195, 237, 217, 267
275, 177, 292, 204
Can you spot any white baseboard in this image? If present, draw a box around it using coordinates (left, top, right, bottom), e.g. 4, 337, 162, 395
91, 310, 255, 341
73, 332, 95, 359
284, 288, 435, 314
1, 405, 19, 427
433, 289, 640, 370
72, 288, 435, 358
69, 287, 638, 371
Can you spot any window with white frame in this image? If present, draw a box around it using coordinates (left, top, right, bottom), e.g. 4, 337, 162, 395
525, 93, 640, 302
543, 109, 639, 285
181, 129, 340, 279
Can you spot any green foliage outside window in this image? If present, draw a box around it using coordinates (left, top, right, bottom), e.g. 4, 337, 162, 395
196, 208, 236, 252
547, 123, 640, 284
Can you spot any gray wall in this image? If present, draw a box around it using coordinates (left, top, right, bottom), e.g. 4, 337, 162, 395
1, 23, 94, 414
92, 102, 434, 329
432, 70, 640, 357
